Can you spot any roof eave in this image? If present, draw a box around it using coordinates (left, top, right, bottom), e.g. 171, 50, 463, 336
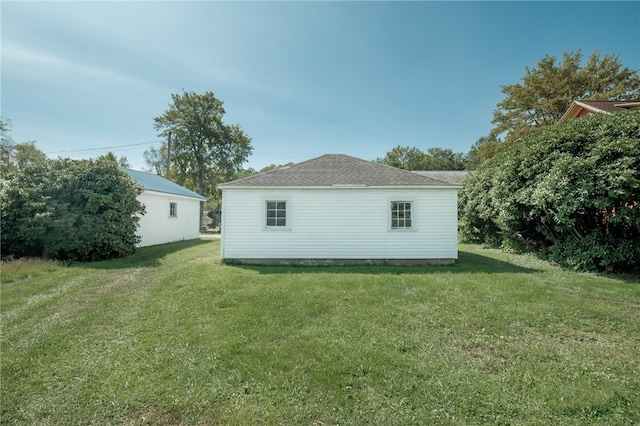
143, 189, 207, 200
614, 101, 640, 108
219, 184, 461, 190
560, 100, 614, 121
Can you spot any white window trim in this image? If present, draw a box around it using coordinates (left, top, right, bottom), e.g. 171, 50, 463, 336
262, 196, 292, 231
388, 198, 418, 232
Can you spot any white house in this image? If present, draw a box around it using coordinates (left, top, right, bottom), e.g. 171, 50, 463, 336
219, 154, 461, 265
123, 169, 207, 247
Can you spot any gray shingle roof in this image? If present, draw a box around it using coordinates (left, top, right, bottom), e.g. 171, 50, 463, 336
220, 154, 457, 187
412, 171, 469, 185
123, 168, 207, 200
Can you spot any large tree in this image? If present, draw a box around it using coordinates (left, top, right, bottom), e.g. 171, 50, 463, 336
152, 91, 253, 199
491, 50, 640, 144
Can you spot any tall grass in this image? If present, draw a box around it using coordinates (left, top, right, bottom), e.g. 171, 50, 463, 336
2, 240, 639, 425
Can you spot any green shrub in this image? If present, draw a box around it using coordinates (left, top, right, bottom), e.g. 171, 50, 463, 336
1, 155, 145, 262
459, 111, 640, 272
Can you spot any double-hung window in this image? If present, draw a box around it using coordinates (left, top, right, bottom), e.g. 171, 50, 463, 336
391, 201, 413, 230
266, 201, 287, 228
169, 202, 178, 217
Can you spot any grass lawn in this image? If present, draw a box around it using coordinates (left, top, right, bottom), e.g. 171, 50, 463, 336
2, 240, 639, 425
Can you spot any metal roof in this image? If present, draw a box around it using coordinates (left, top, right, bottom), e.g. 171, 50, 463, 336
123, 168, 207, 200
220, 154, 458, 188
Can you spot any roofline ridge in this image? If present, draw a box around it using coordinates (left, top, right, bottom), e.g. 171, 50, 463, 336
221, 153, 345, 186
220, 153, 461, 187
412, 170, 469, 185
313, 154, 459, 185
121, 167, 170, 180
222, 160, 298, 185
366, 158, 457, 185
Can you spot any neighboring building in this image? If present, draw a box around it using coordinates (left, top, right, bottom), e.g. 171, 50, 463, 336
412, 171, 469, 185
123, 169, 207, 247
560, 100, 640, 121
219, 154, 461, 265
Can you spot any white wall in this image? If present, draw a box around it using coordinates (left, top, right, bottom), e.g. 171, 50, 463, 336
221, 187, 458, 261
136, 191, 202, 247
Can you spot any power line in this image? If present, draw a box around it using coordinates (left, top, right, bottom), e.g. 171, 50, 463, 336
47, 141, 163, 154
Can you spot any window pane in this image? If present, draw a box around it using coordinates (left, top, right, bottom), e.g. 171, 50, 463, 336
266, 200, 287, 227
391, 201, 412, 229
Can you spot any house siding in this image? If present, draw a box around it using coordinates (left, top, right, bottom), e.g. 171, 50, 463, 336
136, 191, 202, 247
221, 187, 458, 262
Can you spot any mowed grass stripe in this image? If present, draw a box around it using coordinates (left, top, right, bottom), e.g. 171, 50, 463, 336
2, 240, 639, 425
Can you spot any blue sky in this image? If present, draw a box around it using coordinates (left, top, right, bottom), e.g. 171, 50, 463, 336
2, 1, 639, 171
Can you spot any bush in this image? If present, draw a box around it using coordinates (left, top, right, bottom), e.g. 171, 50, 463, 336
1, 155, 145, 262
459, 111, 640, 273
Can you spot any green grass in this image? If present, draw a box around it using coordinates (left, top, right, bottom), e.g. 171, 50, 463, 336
2, 240, 639, 425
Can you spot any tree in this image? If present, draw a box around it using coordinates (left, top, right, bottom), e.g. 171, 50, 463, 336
102, 151, 130, 168
491, 50, 640, 144
0, 143, 51, 257
378, 145, 466, 170
460, 111, 640, 272
152, 91, 253, 199
466, 135, 503, 170
1, 118, 47, 175
423, 147, 466, 171
12, 143, 48, 170
1, 117, 14, 171
377, 146, 427, 170
1, 154, 145, 261
143, 145, 168, 175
